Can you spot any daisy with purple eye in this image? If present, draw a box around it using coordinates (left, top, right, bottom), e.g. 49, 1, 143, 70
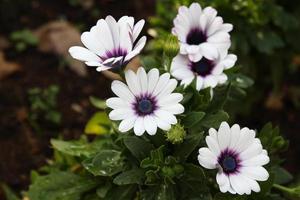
172, 3, 233, 62
170, 49, 237, 91
106, 67, 184, 136
69, 15, 146, 72
198, 122, 270, 195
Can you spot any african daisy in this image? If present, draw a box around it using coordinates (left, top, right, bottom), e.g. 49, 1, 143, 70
170, 49, 237, 91
172, 3, 233, 62
69, 15, 146, 72
106, 67, 184, 136
198, 122, 270, 195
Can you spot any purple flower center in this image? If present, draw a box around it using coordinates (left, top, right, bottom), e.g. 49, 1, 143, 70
133, 95, 157, 116
103, 47, 127, 60
186, 28, 207, 45
190, 58, 215, 77
218, 149, 240, 175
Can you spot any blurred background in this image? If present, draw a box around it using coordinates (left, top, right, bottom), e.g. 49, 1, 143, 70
0, 0, 299, 198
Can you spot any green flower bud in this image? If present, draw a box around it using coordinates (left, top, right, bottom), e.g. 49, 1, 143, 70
163, 35, 180, 58
166, 123, 186, 144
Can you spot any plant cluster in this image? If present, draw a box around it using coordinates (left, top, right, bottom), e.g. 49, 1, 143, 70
5, 1, 300, 200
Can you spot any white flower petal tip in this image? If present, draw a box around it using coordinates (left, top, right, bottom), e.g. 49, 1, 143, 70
172, 2, 233, 60
69, 16, 146, 72
198, 121, 270, 195
170, 51, 236, 91
106, 67, 184, 136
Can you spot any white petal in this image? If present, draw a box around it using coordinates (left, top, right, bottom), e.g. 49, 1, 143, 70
229, 175, 250, 195
147, 68, 160, 94
217, 173, 230, 193
111, 80, 135, 102
172, 68, 194, 81
205, 135, 221, 156
69, 46, 99, 62
95, 19, 114, 50
223, 54, 237, 69
136, 67, 148, 94
240, 139, 263, 160
196, 76, 204, 91
162, 103, 184, 115
241, 154, 270, 167
125, 69, 141, 96
217, 122, 231, 150
119, 117, 137, 132
153, 73, 170, 96
199, 147, 218, 162
133, 19, 145, 42
154, 116, 171, 131
203, 75, 218, 88
109, 109, 133, 120
105, 15, 119, 47
118, 17, 133, 52
134, 117, 145, 136
156, 79, 177, 99
106, 97, 129, 109
199, 43, 218, 60
158, 93, 183, 106
188, 3, 202, 26
144, 115, 157, 135
154, 110, 177, 124
207, 16, 223, 36
229, 124, 240, 149
85, 61, 102, 67
81, 31, 105, 56
209, 128, 218, 140
242, 166, 269, 181
124, 36, 146, 61
235, 128, 256, 152
241, 174, 261, 193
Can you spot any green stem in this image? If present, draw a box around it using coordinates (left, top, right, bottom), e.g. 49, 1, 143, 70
273, 184, 294, 193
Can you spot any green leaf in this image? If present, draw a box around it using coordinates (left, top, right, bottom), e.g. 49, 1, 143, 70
27, 171, 99, 200
182, 112, 205, 128
96, 182, 111, 198
89, 96, 107, 109
82, 150, 123, 176
174, 132, 203, 161
124, 136, 154, 161
273, 167, 293, 184
1, 184, 20, 200
85, 112, 111, 135
183, 164, 206, 182
156, 184, 175, 200
141, 146, 165, 169
105, 185, 137, 200
51, 137, 108, 158
214, 193, 247, 200
113, 168, 145, 185
201, 110, 229, 129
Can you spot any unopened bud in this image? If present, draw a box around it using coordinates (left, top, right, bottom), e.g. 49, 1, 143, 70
166, 123, 186, 144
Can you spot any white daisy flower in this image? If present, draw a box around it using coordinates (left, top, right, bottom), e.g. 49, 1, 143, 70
69, 16, 146, 72
170, 49, 237, 91
172, 3, 233, 62
198, 122, 270, 195
106, 67, 184, 136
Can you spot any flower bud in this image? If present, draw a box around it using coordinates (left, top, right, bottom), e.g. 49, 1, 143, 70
166, 123, 186, 144
163, 35, 180, 58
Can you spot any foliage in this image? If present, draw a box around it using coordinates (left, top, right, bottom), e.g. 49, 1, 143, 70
10, 29, 38, 52
147, 0, 300, 115
27, 84, 61, 133
5, 1, 299, 200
